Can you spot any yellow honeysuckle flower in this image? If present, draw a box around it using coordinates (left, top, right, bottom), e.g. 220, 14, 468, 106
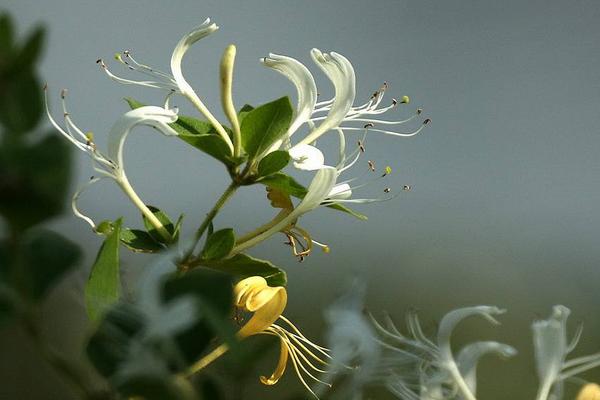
577, 384, 600, 400
188, 276, 331, 398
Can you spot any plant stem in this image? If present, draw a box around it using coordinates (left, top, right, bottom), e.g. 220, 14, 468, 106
118, 175, 172, 243
183, 181, 239, 261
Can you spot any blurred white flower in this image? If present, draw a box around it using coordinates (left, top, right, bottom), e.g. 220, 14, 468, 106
533, 305, 600, 400
45, 87, 177, 238
372, 306, 516, 400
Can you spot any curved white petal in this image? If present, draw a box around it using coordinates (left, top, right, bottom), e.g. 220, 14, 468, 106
261, 53, 317, 137
533, 305, 570, 400
170, 19, 218, 95
298, 49, 356, 145
232, 167, 338, 254
288, 143, 325, 171
457, 341, 517, 396
327, 183, 352, 201
107, 106, 179, 175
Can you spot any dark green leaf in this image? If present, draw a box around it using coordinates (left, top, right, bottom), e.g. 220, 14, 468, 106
0, 13, 14, 58
15, 26, 45, 68
117, 372, 189, 400
0, 72, 43, 133
257, 150, 290, 177
120, 229, 165, 253
20, 230, 81, 301
173, 214, 184, 242
86, 219, 122, 322
0, 284, 18, 327
258, 172, 308, 198
142, 206, 175, 244
198, 378, 223, 400
0, 134, 72, 231
240, 96, 293, 159
162, 269, 235, 366
201, 228, 235, 261
202, 253, 287, 287
237, 104, 254, 124
86, 303, 146, 377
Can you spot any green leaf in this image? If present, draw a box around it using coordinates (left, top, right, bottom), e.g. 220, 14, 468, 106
117, 373, 189, 400
142, 206, 175, 245
124, 97, 144, 110
237, 104, 254, 124
0, 284, 18, 327
202, 253, 287, 287
201, 228, 235, 261
257, 150, 290, 177
86, 303, 146, 377
86, 219, 122, 322
0, 71, 43, 133
327, 203, 368, 221
15, 26, 45, 68
0, 134, 72, 231
120, 229, 165, 253
258, 172, 308, 198
240, 96, 293, 159
162, 269, 236, 366
20, 230, 81, 301
0, 13, 14, 57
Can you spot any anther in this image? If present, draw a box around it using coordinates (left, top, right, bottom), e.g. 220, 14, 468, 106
401, 95, 410, 104
423, 118, 431, 125
43, 83, 48, 91
368, 160, 376, 172
402, 185, 411, 191
96, 59, 106, 68
60, 89, 67, 99
392, 98, 398, 106
123, 50, 130, 56
358, 140, 366, 152
384, 187, 392, 193
382, 166, 392, 177
364, 123, 374, 129
417, 108, 423, 115
63, 112, 69, 117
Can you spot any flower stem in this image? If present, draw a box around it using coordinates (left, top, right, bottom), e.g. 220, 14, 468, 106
183, 181, 239, 261
184, 343, 229, 377
118, 175, 172, 243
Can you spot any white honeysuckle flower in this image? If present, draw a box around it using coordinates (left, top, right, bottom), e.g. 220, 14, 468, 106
261, 49, 429, 164
98, 19, 234, 154
288, 143, 325, 171
45, 87, 177, 237
533, 305, 600, 400
371, 306, 514, 400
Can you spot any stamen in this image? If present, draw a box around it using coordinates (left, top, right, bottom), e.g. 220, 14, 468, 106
403, 185, 411, 191
368, 160, 376, 172
384, 187, 391, 193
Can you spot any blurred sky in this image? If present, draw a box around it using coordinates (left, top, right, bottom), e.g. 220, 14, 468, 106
2, 0, 600, 399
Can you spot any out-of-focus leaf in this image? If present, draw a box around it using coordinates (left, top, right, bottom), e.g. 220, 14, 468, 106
120, 229, 165, 253
0, 14, 14, 58
162, 269, 235, 366
142, 206, 176, 245
198, 378, 223, 400
86, 303, 146, 377
86, 219, 122, 322
237, 104, 254, 124
202, 253, 287, 287
0, 284, 17, 327
20, 229, 81, 301
0, 72, 43, 133
240, 96, 293, 159
257, 150, 290, 178
0, 134, 72, 231
117, 373, 192, 400
200, 228, 235, 261
14, 26, 45, 69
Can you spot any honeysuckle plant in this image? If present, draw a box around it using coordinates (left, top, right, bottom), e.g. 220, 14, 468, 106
41, 16, 428, 399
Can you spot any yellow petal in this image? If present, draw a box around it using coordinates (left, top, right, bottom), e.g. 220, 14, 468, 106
260, 338, 289, 385
577, 384, 600, 400
234, 276, 287, 338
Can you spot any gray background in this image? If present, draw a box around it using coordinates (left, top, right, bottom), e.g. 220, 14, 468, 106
1, 0, 600, 399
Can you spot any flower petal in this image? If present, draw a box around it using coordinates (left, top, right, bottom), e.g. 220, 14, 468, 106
261, 53, 317, 138
234, 277, 288, 338
298, 49, 356, 145
288, 143, 325, 171
170, 19, 218, 95
260, 339, 289, 385
457, 341, 517, 395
